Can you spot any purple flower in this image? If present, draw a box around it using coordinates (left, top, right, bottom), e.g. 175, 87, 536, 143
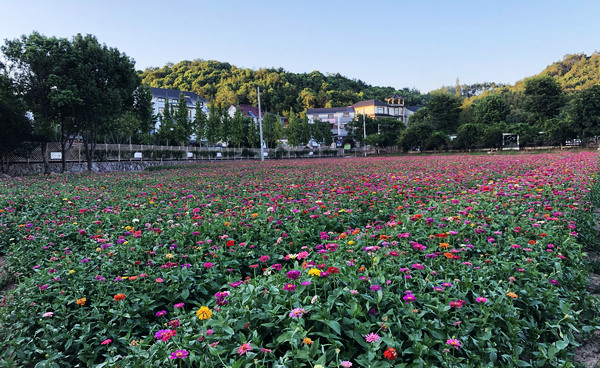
370, 284, 382, 292
155, 310, 167, 317
287, 270, 301, 280
169, 349, 189, 359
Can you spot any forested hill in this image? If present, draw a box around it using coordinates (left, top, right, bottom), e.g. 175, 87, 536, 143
537, 52, 600, 92
138, 59, 427, 115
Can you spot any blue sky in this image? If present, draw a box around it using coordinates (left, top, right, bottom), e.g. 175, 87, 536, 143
1, 0, 599, 92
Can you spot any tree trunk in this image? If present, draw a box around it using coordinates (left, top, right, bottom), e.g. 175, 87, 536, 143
40, 141, 50, 174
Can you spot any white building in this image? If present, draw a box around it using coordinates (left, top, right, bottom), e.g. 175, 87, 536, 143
306, 107, 355, 144
150, 87, 209, 135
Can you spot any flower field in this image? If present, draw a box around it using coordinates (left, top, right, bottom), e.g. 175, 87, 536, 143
0, 152, 599, 367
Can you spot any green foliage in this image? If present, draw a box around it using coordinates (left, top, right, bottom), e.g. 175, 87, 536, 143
474, 95, 510, 126
426, 92, 462, 134
564, 85, 600, 139
262, 113, 282, 148
229, 107, 246, 148
194, 100, 207, 143
300, 115, 311, 146
524, 75, 564, 125
133, 85, 154, 142
453, 123, 483, 150
0, 73, 31, 169
173, 93, 191, 146
139, 60, 425, 116
397, 122, 432, 151
206, 101, 221, 145
285, 109, 301, 147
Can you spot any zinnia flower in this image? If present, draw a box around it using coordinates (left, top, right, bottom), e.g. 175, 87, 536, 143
341, 361, 353, 368
446, 338, 462, 349
101, 339, 112, 345
238, 342, 253, 355
365, 332, 380, 343
113, 294, 126, 301
383, 347, 397, 360
76, 298, 86, 306
289, 308, 307, 319
476, 297, 488, 303
196, 306, 213, 320
169, 349, 189, 359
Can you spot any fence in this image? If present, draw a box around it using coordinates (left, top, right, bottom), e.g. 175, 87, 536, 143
6, 142, 345, 164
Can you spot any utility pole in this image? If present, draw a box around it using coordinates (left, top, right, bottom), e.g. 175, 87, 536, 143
258, 87, 265, 162
363, 112, 367, 157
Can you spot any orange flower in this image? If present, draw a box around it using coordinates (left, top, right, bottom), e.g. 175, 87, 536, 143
358, 266, 366, 272
440, 243, 450, 249
114, 294, 126, 301
507, 292, 518, 299
76, 297, 86, 306
444, 252, 454, 259
128, 276, 138, 281
302, 337, 313, 345
379, 235, 390, 241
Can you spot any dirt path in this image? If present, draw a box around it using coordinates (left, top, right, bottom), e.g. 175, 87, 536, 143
574, 249, 600, 367
0, 256, 16, 307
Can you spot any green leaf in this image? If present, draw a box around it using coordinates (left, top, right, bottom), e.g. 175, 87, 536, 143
326, 320, 341, 335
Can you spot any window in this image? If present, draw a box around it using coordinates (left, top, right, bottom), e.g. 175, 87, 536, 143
343, 112, 349, 117
394, 108, 399, 115
313, 115, 319, 120
376, 107, 384, 114
157, 98, 165, 102
328, 114, 334, 119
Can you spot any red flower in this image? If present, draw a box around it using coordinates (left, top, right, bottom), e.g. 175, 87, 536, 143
383, 347, 397, 360
327, 267, 340, 274
114, 293, 126, 301
226, 240, 235, 247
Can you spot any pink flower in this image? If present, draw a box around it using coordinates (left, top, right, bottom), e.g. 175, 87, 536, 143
365, 332, 380, 343
238, 342, 253, 355
259, 255, 270, 263
101, 339, 112, 345
476, 297, 488, 303
446, 338, 462, 349
155, 278, 164, 283
341, 361, 353, 367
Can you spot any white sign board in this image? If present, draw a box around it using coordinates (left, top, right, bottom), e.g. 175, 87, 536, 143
187, 152, 193, 158
263, 152, 268, 157
308, 151, 314, 156
50, 152, 62, 160
216, 152, 222, 158
134, 152, 142, 159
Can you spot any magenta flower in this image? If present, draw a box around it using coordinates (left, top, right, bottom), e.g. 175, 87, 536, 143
155, 310, 167, 317
238, 342, 253, 355
446, 338, 462, 349
283, 283, 296, 291
286, 270, 301, 280
449, 299, 466, 308
169, 349, 189, 359
476, 297, 488, 303
100, 339, 112, 345
174, 303, 185, 308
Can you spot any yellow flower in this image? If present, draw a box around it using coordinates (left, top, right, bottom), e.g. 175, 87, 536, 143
69, 270, 75, 274
348, 240, 355, 245
302, 337, 313, 345
308, 269, 321, 277
196, 306, 212, 320
165, 253, 174, 259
